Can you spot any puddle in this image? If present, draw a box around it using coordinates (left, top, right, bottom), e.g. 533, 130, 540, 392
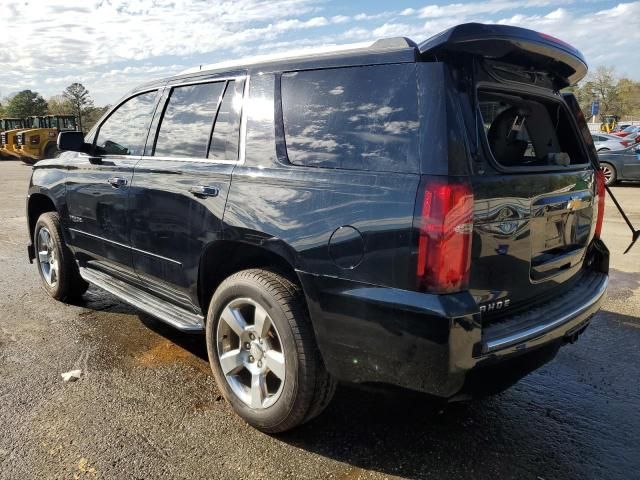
135, 339, 198, 367
74, 287, 211, 375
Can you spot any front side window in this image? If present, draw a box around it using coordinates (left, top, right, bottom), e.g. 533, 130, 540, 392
96, 91, 158, 156
154, 82, 225, 158
281, 64, 419, 172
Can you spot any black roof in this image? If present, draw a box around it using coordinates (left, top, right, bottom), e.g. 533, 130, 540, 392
133, 37, 419, 93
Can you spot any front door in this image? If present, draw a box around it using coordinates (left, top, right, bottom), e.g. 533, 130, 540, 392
65, 90, 161, 279
128, 76, 245, 311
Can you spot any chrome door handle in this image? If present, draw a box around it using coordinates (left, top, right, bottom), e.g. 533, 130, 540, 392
189, 185, 219, 198
108, 177, 128, 188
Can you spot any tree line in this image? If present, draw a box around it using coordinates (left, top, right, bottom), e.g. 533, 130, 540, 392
0, 83, 110, 133
1, 66, 638, 132
566, 66, 640, 121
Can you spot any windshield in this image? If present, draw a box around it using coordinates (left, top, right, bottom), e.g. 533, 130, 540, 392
60, 117, 77, 129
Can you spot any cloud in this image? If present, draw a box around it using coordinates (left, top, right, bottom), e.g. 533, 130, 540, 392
0, 0, 638, 105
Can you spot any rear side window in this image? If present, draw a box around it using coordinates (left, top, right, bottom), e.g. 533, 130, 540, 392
208, 80, 244, 160
281, 64, 419, 172
154, 82, 225, 158
479, 91, 586, 169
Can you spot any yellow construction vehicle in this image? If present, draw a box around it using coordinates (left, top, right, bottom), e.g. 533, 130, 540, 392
0, 118, 30, 159
600, 115, 619, 133
0, 118, 25, 132
16, 115, 78, 164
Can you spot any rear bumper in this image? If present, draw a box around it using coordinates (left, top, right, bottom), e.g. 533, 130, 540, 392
299, 268, 607, 399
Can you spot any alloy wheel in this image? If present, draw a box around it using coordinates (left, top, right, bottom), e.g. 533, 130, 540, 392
216, 297, 286, 409
37, 227, 58, 286
601, 164, 614, 184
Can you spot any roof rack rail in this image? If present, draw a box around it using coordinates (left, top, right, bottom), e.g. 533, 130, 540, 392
178, 37, 417, 76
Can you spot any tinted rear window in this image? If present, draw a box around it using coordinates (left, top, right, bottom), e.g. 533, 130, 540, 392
208, 80, 244, 161
155, 82, 224, 158
281, 64, 419, 173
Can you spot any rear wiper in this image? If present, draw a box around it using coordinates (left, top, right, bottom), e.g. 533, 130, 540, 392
605, 185, 640, 254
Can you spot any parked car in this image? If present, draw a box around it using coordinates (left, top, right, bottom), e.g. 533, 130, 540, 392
612, 125, 640, 138
612, 123, 631, 133
592, 133, 635, 151
27, 23, 609, 433
599, 144, 640, 185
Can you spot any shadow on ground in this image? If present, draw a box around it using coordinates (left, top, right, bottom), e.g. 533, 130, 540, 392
71, 286, 640, 479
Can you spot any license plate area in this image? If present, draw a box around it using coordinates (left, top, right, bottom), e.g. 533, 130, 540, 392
530, 190, 592, 281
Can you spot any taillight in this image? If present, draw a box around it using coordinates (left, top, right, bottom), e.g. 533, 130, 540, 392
414, 176, 474, 293
621, 141, 631, 147
595, 169, 606, 238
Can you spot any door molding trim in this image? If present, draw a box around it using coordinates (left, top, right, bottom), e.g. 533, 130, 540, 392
68, 228, 183, 265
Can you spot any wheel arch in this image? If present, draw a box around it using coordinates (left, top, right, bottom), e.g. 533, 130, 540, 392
27, 192, 58, 250
197, 238, 304, 317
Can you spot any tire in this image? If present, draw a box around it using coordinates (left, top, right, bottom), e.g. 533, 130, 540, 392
600, 162, 617, 186
34, 212, 88, 301
205, 269, 335, 433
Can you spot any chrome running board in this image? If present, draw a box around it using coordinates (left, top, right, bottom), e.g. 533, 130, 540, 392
79, 267, 204, 332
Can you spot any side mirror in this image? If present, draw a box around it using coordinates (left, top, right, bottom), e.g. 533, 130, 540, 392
57, 131, 90, 153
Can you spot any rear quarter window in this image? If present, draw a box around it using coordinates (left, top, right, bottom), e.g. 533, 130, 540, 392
281, 63, 419, 173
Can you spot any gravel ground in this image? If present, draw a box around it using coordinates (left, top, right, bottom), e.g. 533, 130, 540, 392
0, 160, 639, 480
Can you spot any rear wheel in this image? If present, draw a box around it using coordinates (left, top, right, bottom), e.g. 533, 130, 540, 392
205, 269, 335, 433
34, 212, 88, 301
600, 162, 617, 186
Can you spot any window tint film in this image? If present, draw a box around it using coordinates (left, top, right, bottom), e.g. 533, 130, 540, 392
281, 64, 419, 172
96, 91, 158, 156
209, 80, 244, 160
155, 82, 224, 158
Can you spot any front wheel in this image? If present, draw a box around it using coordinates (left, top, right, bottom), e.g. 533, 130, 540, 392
600, 162, 617, 186
205, 269, 335, 433
34, 212, 88, 301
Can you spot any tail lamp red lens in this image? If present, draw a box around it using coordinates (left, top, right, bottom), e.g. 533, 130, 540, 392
415, 177, 474, 293
595, 169, 606, 238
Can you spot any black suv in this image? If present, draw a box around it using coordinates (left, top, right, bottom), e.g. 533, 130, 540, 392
27, 23, 609, 432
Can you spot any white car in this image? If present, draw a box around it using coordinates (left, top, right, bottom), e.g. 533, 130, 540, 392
592, 133, 633, 151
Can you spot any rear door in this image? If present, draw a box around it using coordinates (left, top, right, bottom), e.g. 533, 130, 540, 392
419, 24, 599, 313
128, 76, 245, 311
470, 85, 598, 315
65, 90, 160, 278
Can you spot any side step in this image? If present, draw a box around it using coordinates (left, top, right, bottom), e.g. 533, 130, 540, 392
79, 267, 204, 332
